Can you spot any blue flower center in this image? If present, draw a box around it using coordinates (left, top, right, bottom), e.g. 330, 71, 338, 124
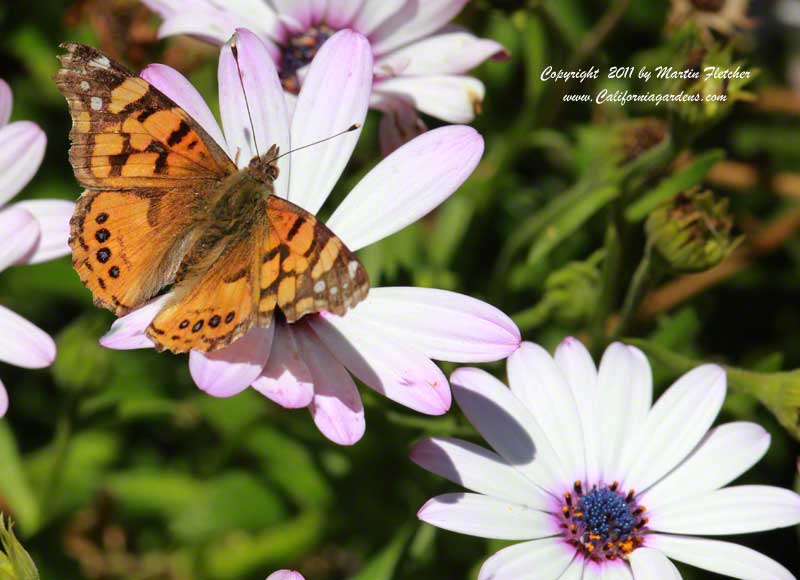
280, 24, 336, 93
558, 481, 648, 562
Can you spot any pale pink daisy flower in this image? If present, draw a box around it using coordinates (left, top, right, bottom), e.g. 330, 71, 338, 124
413, 338, 800, 579
141, 0, 507, 153
266, 571, 304, 580
0, 79, 75, 417
98, 29, 520, 445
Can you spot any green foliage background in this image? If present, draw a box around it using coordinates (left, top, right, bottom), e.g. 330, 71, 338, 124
0, 0, 798, 578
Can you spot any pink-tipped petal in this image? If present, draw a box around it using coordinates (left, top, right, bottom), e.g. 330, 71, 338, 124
99, 294, 170, 350
310, 313, 451, 415
288, 30, 372, 215
266, 571, 305, 580
189, 326, 274, 398
622, 365, 727, 493
370, 0, 469, 56
0, 79, 11, 127
649, 485, 800, 535
218, 29, 290, 184
507, 342, 586, 484
0, 121, 46, 205
410, 437, 548, 508
641, 422, 770, 511
629, 548, 681, 580
351, 0, 404, 35
325, 0, 364, 28
450, 367, 569, 494
0, 207, 40, 273
477, 538, 575, 580
417, 493, 555, 540
376, 32, 508, 76
252, 323, 315, 409
272, 0, 322, 28
374, 76, 485, 124
328, 125, 483, 251
12, 200, 75, 264
0, 377, 8, 418
0, 306, 55, 369
647, 534, 795, 580
294, 327, 365, 445
141, 63, 228, 151
336, 287, 519, 363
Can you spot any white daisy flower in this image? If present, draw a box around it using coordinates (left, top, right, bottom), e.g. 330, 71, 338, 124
413, 338, 800, 579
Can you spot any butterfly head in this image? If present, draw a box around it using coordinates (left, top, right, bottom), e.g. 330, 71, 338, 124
247, 144, 280, 185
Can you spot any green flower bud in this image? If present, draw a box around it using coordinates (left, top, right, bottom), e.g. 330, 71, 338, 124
646, 189, 741, 273
0, 518, 39, 580
615, 118, 671, 166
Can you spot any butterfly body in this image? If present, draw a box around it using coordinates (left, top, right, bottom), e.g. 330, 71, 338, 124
56, 43, 369, 353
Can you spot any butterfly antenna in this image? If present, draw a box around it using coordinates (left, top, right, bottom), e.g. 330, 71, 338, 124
231, 42, 262, 159
270, 124, 361, 163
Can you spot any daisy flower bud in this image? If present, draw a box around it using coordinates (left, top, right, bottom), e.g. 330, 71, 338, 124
646, 189, 741, 273
0, 517, 39, 580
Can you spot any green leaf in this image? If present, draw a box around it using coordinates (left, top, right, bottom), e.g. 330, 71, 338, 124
625, 150, 725, 223
349, 525, 413, 580
526, 185, 618, 265
0, 424, 39, 535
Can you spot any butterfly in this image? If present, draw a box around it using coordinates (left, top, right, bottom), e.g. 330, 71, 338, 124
55, 43, 369, 354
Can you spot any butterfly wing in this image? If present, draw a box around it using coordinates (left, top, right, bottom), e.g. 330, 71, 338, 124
260, 195, 370, 324
146, 194, 370, 353
56, 43, 237, 314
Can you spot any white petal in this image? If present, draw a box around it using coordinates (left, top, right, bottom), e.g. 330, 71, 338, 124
0, 79, 11, 128
334, 287, 519, 362
0, 121, 45, 205
218, 28, 291, 192
0, 306, 55, 369
12, 200, 75, 263
629, 547, 681, 580
418, 493, 556, 540
649, 485, 800, 535
478, 538, 576, 580
328, 125, 483, 251
310, 313, 451, 415
507, 342, 586, 483
0, 207, 39, 272
99, 294, 170, 350
266, 571, 304, 580
596, 343, 652, 482
325, 0, 364, 28
451, 367, 569, 496
0, 377, 7, 417
287, 30, 372, 215
252, 323, 314, 409
622, 365, 726, 493
557, 557, 584, 580
582, 562, 634, 580
647, 534, 795, 580
140, 63, 228, 152
553, 337, 601, 483
374, 75, 485, 123
189, 326, 274, 398
410, 437, 549, 509
294, 327, 365, 445
376, 32, 507, 76
351, 0, 404, 35
641, 422, 770, 511
370, 0, 469, 56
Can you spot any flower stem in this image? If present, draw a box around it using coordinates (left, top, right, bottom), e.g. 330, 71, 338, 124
615, 243, 656, 338
40, 408, 72, 521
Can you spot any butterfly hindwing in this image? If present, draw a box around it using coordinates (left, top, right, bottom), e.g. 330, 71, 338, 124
56, 42, 236, 190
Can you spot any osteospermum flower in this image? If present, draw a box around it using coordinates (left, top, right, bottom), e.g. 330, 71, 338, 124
413, 338, 800, 579
99, 29, 520, 445
0, 79, 75, 417
266, 571, 304, 580
142, 0, 507, 153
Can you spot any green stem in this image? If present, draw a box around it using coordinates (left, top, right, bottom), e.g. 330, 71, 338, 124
615, 243, 656, 338
512, 297, 556, 331
40, 409, 72, 520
